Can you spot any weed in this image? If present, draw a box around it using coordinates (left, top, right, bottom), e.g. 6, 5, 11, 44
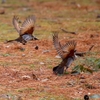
39, 95, 67, 100
73, 57, 100, 73
2, 53, 11, 57
17, 87, 35, 93
30, 64, 35, 69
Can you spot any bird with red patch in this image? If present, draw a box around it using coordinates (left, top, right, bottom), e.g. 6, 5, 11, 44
53, 33, 76, 75
7, 15, 38, 45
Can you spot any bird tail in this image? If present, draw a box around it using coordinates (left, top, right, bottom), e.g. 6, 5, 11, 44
33, 36, 38, 40
5, 37, 26, 45
53, 65, 64, 75
5, 37, 21, 43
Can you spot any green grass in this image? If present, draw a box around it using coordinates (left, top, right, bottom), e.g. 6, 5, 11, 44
73, 56, 100, 74
0, 0, 99, 41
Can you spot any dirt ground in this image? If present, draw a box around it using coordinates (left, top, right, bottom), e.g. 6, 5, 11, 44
0, 0, 100, 100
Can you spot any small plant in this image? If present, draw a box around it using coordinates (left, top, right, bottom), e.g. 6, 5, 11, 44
85, 83, 96, 89
2, 53, 11, 57
72, 65, 93, 74
39, 95, 67, 100
30, 64, 35, 69
85, 57, 100, 71
17, 87, 35, 93
72, 57, 100, 74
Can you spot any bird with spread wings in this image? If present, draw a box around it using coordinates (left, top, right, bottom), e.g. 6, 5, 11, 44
7, 15, 38, 45
53, 33, 76, 74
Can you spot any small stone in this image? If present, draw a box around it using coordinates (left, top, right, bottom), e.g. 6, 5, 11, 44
88, 93, 91, 95
76, 4, 81, 8
22, 75, 31, 80
35, 46, 38, 50
22, 54, 25, 57
41, 78, 48, 82
22, 7, 31, 11
55, 55, 61, 59
5, 45, 10, 48
78, 91, 82, 94
40, 62, 44, 65
42, 50, 50, 54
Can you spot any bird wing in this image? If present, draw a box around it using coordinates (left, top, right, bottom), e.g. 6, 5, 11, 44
13, 16, 21, 34
20, 15, 36, 35
63, 41, 76, 51
53, 33, 64, 59
62, 41, 76, 58
53, 33, 76, 59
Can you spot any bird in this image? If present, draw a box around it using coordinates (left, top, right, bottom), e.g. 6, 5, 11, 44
7, 15, 38, 45
53, 33, 76, 75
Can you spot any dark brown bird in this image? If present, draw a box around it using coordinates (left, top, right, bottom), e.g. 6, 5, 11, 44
53, 33, 76, 75
7, 15, 38, 45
